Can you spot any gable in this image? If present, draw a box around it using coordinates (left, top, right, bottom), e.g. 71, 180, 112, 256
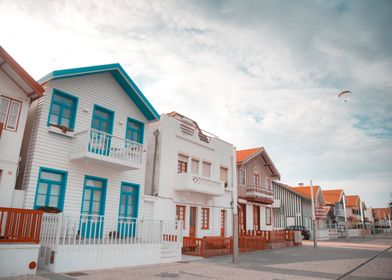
39, 63, 159, 121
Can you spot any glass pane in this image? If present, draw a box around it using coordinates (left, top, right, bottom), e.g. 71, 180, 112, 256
82, 200, 90, 212
93, 202, 100, 213
36, 194, 46, 206
61, 117, 70, 127
6, 116, 17, 129
51, 104, 61, 115
120, 205, 125, 216
94, 109, 110, 119
0, 98, 9, 116
93, 191, 101, 201
85, 179, 102, 188
128, 121, 140, 130
54, 94, 73, 107
41, 171, 62, 182
49, 114, 59, 125
121, 195, 126, 204
62, 108, 71, 118
51, 184, 60, 196
10, 101, 20, 116
49, 196, 58, 207
101, 122, 108, 132
84, 189, 91, 200
92, 119, 100, 129
38, 183, 48, 194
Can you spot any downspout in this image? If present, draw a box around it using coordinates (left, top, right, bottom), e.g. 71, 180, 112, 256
151, 129, 159, 196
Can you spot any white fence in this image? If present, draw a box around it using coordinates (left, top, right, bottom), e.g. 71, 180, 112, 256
71, 128, 143, 165
39, 214, 182, 272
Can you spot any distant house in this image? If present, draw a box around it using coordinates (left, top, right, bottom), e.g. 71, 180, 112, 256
345, 195, 363, 227
236, 147, 280, 232
0, 46, 44, 208
144, 112, 236, 239
272, 181, 312, 230
372, 208, 391, 229
322, 189, 347, 236
16, 64, 181, 272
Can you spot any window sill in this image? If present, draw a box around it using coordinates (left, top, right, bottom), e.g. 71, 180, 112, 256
48, 126, 74, 138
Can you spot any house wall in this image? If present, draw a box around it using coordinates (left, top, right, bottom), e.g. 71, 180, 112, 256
0, 68, 31, 207
20, 72, 149, 219
145, 114, 236, 238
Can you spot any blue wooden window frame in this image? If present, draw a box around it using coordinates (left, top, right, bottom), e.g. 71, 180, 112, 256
91, 105, 114, 134
47, 89, 78, 130
125, 117, 144, 144
118, 182, 140, 218
80, 175, 107, 216
33, 167, 68, 211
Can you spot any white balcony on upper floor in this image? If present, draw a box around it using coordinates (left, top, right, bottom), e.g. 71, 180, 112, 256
174, 172, 225, 196
70, 128, 143, 170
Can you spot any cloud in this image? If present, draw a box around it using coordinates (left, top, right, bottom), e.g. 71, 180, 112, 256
0, 0, 391, 207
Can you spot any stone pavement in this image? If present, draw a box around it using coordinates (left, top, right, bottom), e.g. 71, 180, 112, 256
2, 235, 392, 280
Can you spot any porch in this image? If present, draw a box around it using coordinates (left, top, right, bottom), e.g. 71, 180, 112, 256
38, 213, 182, 272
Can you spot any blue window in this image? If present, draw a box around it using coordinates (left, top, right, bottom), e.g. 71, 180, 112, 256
34, 167, 67, 211
118, 182, 139, 237
48, 89, 78, 130
126, 117, 144, 144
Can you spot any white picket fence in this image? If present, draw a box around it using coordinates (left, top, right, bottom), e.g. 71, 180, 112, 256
39, 213, 182, 272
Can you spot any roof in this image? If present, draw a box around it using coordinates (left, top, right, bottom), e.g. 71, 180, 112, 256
322, 189, 344, 205
345, 195, 360, 208
39, 63, 159, 121
236, 147, 281, 180
272, 181, 310, 200
0, 46, 44, 100
291, 185, 325, 206
372, 208, 391, 220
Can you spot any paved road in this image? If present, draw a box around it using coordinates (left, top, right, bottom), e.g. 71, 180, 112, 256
3, 235, 392, 280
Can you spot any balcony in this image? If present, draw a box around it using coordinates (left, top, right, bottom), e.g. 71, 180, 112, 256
238, 185, 273, 204
70, 128, 143, 170
174, 173, 225, 196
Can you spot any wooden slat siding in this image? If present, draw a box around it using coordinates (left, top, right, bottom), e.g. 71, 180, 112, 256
0, 207, 43, 243
21, 73, 150, 219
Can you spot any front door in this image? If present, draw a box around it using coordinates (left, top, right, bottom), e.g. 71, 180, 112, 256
80, 176, 107, 238
90, 105, 114, 155
189, 206, 197, 238
221, 210, 226, 237
239, 204, 246, 232
118, 183, 139, 237
253, 206, 260, 231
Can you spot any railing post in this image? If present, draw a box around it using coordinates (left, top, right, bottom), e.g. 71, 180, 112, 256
55, 214, 62, 248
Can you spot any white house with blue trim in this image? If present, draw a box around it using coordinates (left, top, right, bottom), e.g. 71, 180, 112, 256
17, 64, 182, 272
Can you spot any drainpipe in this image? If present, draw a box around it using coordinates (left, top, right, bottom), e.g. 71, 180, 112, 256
151, 129, 159, 196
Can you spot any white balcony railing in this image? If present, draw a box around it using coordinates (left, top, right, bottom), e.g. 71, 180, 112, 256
70, 128, 143, 170
174, 173, 225, 196
239, 185, 273, 204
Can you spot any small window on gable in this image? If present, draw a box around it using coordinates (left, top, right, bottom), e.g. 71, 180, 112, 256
126, 118, 144, 144
253, 168, 260, 187
48, 89, 78, 130
0, 96, 22, 132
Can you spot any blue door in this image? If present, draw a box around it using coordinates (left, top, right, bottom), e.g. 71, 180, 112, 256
80, 176, 107, 238
90, 105, 114, 156
118, 183, 139, 237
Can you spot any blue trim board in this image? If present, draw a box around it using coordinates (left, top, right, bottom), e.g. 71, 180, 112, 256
39, 63, 159, 121
33, 167, 68, 211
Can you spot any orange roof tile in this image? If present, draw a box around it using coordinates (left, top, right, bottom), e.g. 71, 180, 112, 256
236, 148, 262, 163
372, 208, 391, 220
291, 186, 320, 200
322, 189, 343, 205
345, 195, 360, 208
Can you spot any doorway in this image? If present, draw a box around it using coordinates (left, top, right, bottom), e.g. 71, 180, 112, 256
189, 206, 197, 238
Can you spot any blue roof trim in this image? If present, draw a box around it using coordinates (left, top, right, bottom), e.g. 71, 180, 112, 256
39, 63, 160, 121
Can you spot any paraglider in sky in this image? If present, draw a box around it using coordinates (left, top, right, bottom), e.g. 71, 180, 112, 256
338, 90, 351, 102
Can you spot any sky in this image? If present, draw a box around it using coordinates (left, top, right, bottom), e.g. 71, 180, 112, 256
1, 0, 391, 207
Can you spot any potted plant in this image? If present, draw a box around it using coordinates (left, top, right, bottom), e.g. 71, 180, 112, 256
36, 206, 61, 213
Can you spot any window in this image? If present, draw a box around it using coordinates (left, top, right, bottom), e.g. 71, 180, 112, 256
265, 177, 272, 190
220, 167, 228, 183
0, 96, 22, 131
81, 176, 107, 216
34, 168, 67, 211
119, 183, 139, 218
201, 208, 209, 229
191, 159, 199, 174
176, 205, 186, 229
178, 155, 188, 173
48, 89, 78, 130
266, 207, 272, 225
253, 206, 260, 230
239, 204, 246, 231
253, 168, 260, 187
202, 161, 211, 177
126, 117, 144, 144
239, 169, 246, 186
